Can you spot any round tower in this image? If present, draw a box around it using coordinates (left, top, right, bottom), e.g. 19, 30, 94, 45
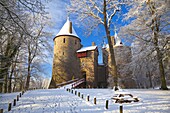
102, 31, 136, 88
49, 18, 81, 88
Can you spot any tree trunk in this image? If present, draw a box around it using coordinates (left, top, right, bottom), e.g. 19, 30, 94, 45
25, 68, 31, 90
155, 47, 168, 90
153, 19, 168, 90
103, 0, 118, 91
2, 37, 20, 93
8, 64, 14, 93
3, 68, 8, 93
148, 71, 153, 88
148, 0, 168, 90
12, 83, 16, 92
20, 80, 23, 91
25, 56, 31, 90
8, 73, 12, 93
25, 44, 32, 90
153, 26, 168, 90
1, 60, 9, 93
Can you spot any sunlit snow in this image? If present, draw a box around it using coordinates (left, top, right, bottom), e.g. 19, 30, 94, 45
1, 87, 170, 113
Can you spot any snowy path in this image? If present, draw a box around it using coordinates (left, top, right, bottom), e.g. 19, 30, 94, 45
0, 92, 20, 112
76, 89, 170, 113
1, 88, 170, 113
3, 88, 104, 113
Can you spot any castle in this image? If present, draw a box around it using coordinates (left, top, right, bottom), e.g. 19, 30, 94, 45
49, 18, 136, 88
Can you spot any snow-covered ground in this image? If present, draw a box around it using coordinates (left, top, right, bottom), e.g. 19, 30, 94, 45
0, 88, 170, 113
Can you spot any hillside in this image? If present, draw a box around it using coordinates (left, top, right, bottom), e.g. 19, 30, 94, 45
0, 87, 170, 113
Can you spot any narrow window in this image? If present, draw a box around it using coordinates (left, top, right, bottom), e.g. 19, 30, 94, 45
63, 38, 65, 43
75, 40, 77, 45
63, 52, 64, 55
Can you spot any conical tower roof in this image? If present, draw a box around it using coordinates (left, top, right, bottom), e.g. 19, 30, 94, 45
114, 31, 123, 47
55, 18, 79, 39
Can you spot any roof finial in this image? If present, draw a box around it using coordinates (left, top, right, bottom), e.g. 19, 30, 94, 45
67, 16, 70, 21
114, 25, 118, 37
67, 12, 71, 21
114, 26, 123, 46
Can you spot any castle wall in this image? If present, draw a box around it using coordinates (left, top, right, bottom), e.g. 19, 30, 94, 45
97, 64, 108, 88
79, 48, 98, 88
49, 35, 81, 88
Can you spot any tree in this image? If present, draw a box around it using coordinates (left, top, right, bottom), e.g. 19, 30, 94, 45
0, 0, 50, 93
20, 14, 52, 90
68, 0, 126, 90
130, 39, 160, 88
120, 0, 169, 90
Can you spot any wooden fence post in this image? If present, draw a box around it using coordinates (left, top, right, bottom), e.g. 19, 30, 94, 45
8, 103, 11, 111
87, 95, 90, 101
81, 94, 83, 99
13, 99, 16, 106
120, 105, 123, 113
17, 95, 19, 101
22, 91, 24, 95
106, 100, 108, 109
0, 109, 3, 113
94, 97, 96, 104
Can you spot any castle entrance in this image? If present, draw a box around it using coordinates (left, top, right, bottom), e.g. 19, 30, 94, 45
82, 71, 86, 88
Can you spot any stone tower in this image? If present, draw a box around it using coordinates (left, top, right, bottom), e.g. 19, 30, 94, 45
103, 32, 136, 88
49, 18, 81, 88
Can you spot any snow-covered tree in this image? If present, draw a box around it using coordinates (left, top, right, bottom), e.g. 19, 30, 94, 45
23, 17, 52, 90
120, 0, 169, 90
130, 39, 160, 88
0, 0, 52, 93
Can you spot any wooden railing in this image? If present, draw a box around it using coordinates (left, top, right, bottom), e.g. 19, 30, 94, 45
72, 78, 85, 88
56, 78, 79, 87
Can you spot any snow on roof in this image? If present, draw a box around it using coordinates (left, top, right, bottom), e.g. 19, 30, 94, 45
56, 18, 79, 38
77, 45, 97, 52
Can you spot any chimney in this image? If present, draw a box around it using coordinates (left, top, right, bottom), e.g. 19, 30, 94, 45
92, 42, 95, 46
69, 22, 72, 33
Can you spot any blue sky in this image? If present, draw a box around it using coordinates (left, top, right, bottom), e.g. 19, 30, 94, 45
44, 0, 128, 78
46, 1, 105, 47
